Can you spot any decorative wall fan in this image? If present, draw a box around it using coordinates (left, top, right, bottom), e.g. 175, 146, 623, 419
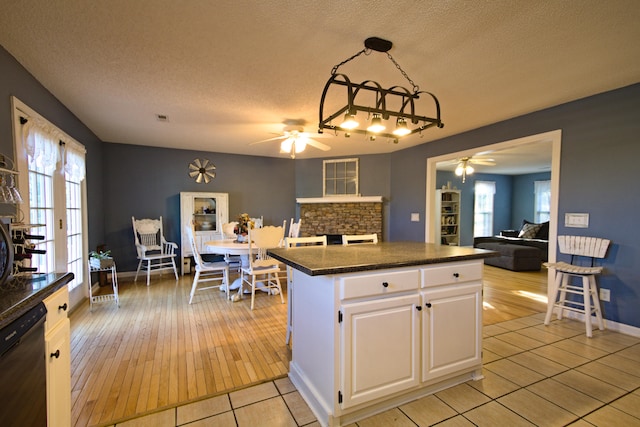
188, 158, 216, 183
250, 119, 331, 159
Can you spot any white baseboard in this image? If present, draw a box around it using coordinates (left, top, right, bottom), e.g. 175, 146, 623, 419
561, 311, 640, 338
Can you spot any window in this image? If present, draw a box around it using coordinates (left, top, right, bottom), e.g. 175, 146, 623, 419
12, 97, 87, 309
534, 180, 551, 223
323, 158, 359, 196
473, 181, 495, 237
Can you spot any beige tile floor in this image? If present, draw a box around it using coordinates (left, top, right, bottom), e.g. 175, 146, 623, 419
109, 314, 640, 426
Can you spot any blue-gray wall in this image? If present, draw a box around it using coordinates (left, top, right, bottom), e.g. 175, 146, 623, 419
1, 44, 639, 329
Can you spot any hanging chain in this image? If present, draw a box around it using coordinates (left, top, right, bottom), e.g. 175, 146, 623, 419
331, 47, 420, 94
386, 52, 419, 93
331, 48, 368, 75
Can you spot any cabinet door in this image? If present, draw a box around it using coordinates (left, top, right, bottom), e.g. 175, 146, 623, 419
46, 318, 71, 427
421, 283, 482, 382
340, 294, 420, 409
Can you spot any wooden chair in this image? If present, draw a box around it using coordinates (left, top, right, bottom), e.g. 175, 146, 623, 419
132, 216, 179, 286
185, 225, 229, 304
342, 233, 378, 245
544, 235, 610, 337
289, 218, 302, 238
221, 221, 241, 271
285, 235, 327, 345
241, 225, 285, 310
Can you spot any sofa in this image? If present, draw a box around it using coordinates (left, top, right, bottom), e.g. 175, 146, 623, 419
473, 220, 549, 270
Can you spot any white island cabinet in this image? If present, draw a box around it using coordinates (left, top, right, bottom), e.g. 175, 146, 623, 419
268, 242, 493, 427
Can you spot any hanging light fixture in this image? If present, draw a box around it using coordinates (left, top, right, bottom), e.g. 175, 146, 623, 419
455, 159, 474, 183
319, 37, 444, 143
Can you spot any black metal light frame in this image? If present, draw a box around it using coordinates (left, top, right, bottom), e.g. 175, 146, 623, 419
318, 37, 444, 142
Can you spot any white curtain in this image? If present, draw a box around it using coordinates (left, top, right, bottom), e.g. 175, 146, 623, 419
23, 116, 61, 174
474, 181, 496, 237
534, 180, 551, 222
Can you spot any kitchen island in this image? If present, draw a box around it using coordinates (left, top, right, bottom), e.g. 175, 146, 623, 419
268, 242, 496, 427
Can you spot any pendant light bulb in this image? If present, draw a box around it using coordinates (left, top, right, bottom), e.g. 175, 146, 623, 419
340, 113, 359, 130
367, 113, 385, 133
392, 117, 411, 137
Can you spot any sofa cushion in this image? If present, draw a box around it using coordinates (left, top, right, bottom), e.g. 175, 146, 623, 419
519, 222, 542, 239
522, 219, 549, 240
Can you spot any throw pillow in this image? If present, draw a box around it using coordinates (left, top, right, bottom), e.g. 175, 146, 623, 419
519, 222, 542, 239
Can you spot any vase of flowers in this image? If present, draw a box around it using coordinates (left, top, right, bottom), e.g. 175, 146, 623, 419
234, 213, 254, 242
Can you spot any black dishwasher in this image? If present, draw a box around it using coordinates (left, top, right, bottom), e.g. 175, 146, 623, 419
0, 302, 47, 426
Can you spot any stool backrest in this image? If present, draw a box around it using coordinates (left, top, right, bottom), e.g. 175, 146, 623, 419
558, 235, 610, 259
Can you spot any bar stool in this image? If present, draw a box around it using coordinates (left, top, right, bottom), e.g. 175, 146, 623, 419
544, 235, 610, 337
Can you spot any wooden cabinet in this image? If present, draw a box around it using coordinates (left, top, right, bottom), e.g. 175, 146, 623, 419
435, 189, 461, 245
44, 286, 71, 427
421, 261, 482, 382
179, 192, 229, 274
289, 260, 483, 426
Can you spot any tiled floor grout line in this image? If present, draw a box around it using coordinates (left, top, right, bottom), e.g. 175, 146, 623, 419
115, 316, 640, 427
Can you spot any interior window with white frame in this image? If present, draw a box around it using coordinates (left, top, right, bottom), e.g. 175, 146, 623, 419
534, 180, 551, 223
473, 181, 496, 237
323, 158, 359, 196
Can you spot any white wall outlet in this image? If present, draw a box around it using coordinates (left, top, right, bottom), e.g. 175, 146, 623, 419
411, 213, 420, 222
600, 288, 610, 302
565, 213, 589, 228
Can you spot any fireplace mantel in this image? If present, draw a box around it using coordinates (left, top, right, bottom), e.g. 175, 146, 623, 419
296, 196, 383, 204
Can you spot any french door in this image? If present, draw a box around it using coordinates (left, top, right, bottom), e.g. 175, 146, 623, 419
12, 97, 88, 309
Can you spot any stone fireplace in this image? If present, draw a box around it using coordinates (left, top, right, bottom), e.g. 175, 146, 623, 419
296, 196, 383, 241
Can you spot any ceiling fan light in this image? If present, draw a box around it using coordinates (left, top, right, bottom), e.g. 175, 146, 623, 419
340, 113, 359, 130
294, 138, 307, 153
455, 163, 464, 176
392, 118, 411, 136
367, 113, 385, 133
466, 165, 474, 174
280, 138, 294, 153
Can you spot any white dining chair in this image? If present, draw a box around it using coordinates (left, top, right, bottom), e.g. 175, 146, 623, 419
342, 233, 378, 245
241, 225, 285, 310
185, 225, 230, 304
284, 235, 327, 345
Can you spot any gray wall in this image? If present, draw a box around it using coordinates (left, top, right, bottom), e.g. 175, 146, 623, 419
2, 43, 639, 329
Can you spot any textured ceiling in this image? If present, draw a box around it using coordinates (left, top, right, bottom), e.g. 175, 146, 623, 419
1, 1, 639, 164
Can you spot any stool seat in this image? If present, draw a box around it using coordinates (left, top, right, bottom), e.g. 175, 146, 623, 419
543, 261, 603, 275
544, 236, 610, 338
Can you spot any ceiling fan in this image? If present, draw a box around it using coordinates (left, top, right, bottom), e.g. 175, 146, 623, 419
441, 156, 496, 183
250, 119, 331, 159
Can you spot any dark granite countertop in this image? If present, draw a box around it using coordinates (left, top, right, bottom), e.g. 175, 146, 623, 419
268, 241, 497, 276
0, 272, 74, 329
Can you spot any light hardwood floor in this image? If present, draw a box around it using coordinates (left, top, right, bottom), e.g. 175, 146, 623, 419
69, 265, 548, 427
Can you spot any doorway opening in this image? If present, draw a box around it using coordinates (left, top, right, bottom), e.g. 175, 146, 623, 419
425, 129, 562, 287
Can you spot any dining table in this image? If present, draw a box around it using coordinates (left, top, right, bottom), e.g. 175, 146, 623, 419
205, 239, 277, 299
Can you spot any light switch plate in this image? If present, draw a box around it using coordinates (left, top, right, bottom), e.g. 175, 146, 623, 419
565, 213, 589, 228
411, 213, 420, 222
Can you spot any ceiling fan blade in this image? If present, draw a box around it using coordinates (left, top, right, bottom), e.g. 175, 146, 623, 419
193, 158, 203, 168
471, 159, 496, 166
189, 170, 200, 178
203, 174, 211, 184
195, 174, 204, 184
306, 139, 331, 151
205, 164, 216, 172
249, 135, 286, 145
200, 159, 210, 169
189, 164, 200, 171
205, 171, 216, 179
